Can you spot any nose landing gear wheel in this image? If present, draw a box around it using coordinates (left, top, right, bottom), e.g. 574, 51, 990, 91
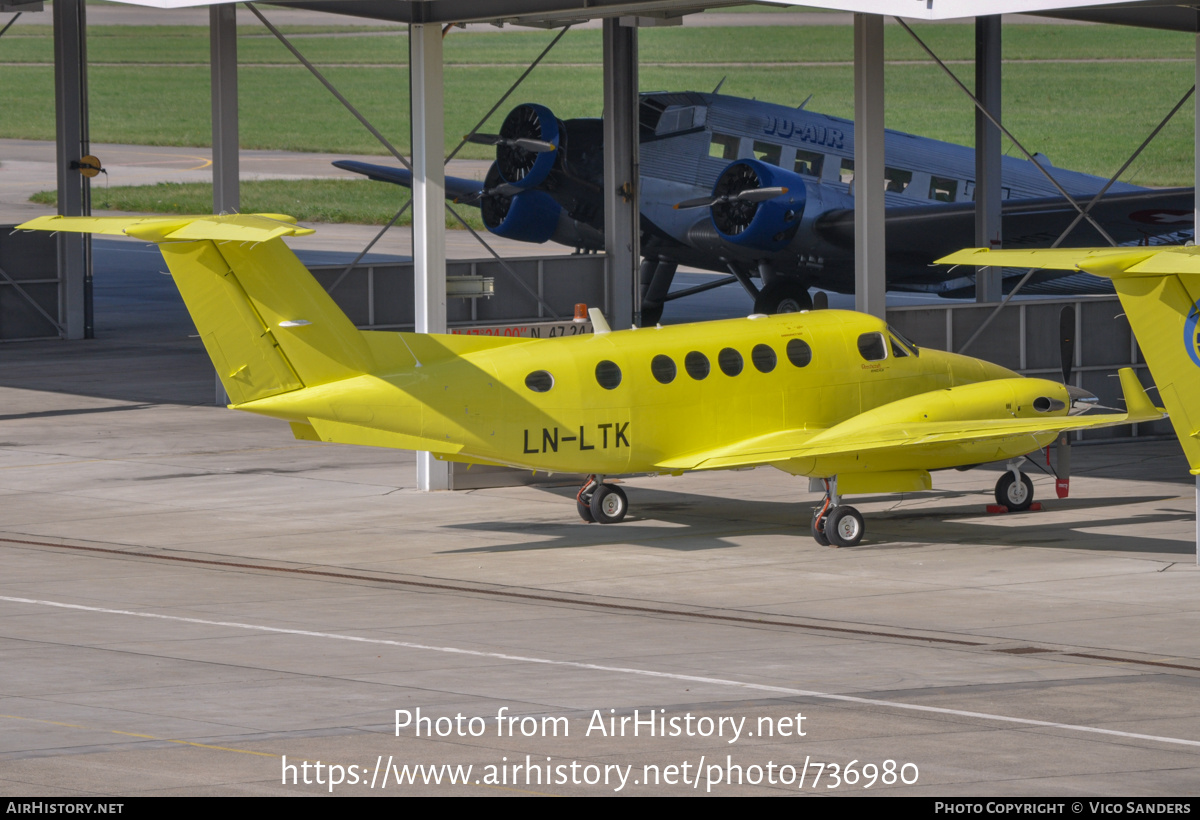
824, 506, 864, 548
995, 471, 1034, 512
590, 484, 628, 524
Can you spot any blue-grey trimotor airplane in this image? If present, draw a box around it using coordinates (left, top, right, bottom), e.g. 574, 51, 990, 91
336, 91, 1194, 324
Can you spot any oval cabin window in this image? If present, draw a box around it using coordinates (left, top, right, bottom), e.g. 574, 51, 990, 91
685, 351, 710, 380
718, 348, 743, 377
786, 338, 813, 368
595, 360, 622, 390
525, 371, 554, 393
752, 344, 777, 373
651, 354, 676, 384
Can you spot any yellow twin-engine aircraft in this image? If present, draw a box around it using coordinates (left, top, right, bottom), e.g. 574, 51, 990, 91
939, 245, 1200, 479
20, 214, 1164, 547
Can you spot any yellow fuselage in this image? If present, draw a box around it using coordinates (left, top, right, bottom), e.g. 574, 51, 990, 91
240, 310, 1044, 479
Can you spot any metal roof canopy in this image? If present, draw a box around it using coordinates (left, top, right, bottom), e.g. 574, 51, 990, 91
89, 0, 1200, 28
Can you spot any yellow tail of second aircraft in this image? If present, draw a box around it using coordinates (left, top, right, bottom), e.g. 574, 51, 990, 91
940, 245, 1200, 474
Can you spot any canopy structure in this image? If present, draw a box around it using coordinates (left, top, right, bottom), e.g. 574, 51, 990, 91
24, 0, 1200, 535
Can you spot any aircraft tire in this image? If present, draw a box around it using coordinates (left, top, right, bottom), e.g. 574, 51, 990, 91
590, 484, 628, 524
995, 471, 1034, 512
811, 511, 830, 546
824, 506, 864, 547
754, 279, 813, 315
577, 499, 596, 523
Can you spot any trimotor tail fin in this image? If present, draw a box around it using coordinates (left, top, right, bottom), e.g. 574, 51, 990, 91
939, 246, 1200, 473
19, 214, 376, 405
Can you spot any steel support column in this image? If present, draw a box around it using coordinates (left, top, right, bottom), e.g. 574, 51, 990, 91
210, 4, 239, 214
210, 4, 238, 405
411, 22, 449, 491
53, 0, 89, 340
853, 13, 885, 319
602, 17, 639, 329
974, 15, 1002, 302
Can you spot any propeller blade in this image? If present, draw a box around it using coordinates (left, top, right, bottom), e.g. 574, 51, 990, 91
455, 181, 522, 205
464, 132, 503, 146
464, 134, 556, 153
511, 138, 556, 154
674, 196, 716, 210
1059, 305, 1075, 385
737, 186, 788, 203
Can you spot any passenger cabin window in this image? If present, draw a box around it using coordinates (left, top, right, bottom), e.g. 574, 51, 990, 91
709, 133, 740, 160
656, 106, 702, 135
685, 351, 710, 380
651, 354, 676, 384
752, 141, 781, 166
718, 347, 744, 376
885, 168, 913, 194
595, 360, 622, 390
786, 338, 813, 368
840, 158, 854, 185
525, 371, 554, 393
967, 180, 1013, 201
858, 332, 888, 362
794, 150, 824, 178
929, 176, 958, 202
752, 344, 777, 373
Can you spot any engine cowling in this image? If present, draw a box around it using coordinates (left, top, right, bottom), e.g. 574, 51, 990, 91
496, 103, 564, 191
710, 159, 807, 252
481, 162, 562, 243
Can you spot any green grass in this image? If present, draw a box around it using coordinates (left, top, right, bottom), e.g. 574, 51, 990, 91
29, 179, 488, 230
1, 19, 1194, 184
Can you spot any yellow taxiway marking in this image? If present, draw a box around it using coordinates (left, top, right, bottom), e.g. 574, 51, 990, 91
1, 713, 275, 757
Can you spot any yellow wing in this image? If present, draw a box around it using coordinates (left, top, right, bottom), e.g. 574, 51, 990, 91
940, 245, 1200, 473
660, 369, 1161, 478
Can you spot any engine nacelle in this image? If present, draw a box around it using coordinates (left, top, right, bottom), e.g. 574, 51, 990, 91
711, 159, 807, 253
481, 163, 562, 243
496, 103, 564, 191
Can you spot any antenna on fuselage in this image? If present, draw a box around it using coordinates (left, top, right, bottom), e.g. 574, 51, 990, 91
798, 94, 813, 110
712, 76, 726, 94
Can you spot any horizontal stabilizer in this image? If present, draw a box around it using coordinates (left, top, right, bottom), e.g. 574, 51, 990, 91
18, 213, 314, 244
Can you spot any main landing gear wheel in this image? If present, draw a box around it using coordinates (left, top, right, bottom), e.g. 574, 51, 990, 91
577, 499, 595, 523
810, 509, 830, 547
824, 506, 864, 548
590, 484, 628, 524
577, 475, 597, 522
995, 471, 1034, 512
754, 279, 813, 315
